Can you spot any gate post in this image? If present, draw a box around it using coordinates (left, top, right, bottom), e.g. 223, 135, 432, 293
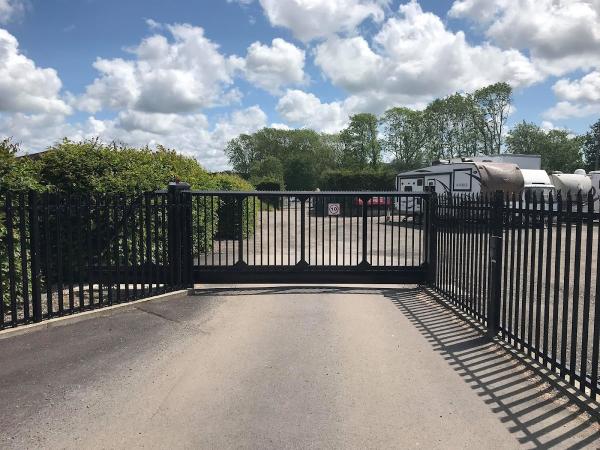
28, 191, 43, 322
167, 181, 192, 289
487, 190, 504, 336
426, 192, 437, 286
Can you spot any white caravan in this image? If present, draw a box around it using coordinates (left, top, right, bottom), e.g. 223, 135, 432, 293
396, 159, 527, 213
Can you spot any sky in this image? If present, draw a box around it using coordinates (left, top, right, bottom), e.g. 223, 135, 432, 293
1, 0, 599, 170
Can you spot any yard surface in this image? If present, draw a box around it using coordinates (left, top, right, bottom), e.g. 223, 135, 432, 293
0, 287, 597, 449
197, 205, 425, 268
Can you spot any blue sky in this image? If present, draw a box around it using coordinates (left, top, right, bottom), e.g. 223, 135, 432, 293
1, 0, 599, 169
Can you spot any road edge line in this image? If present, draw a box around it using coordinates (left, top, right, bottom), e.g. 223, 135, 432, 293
0, 289, 189, 340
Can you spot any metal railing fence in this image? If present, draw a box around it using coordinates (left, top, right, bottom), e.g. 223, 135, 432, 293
0, 190, 184, 328
432, 191, 600, 399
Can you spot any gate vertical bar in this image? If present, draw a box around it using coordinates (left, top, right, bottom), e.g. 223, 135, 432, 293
184, 191, 193, 286
168, 182, 191, 289
300, 197, 307, 265
237, 196, 244, 265
361, 195, 369, 266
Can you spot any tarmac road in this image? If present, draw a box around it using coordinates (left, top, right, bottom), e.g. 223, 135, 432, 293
0, 287, 597, 449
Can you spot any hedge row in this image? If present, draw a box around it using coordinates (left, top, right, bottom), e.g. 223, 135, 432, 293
1, 140, 255, 308
319, 169, 396, 191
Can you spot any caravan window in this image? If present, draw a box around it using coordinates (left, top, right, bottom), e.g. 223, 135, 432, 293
417, 179, 423, 186
404, 186, 413, 192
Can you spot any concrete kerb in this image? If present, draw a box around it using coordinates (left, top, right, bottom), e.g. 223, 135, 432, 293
0, 289, 189, 341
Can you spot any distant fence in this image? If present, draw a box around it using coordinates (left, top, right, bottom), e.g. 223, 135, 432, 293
432, 191, 599, 399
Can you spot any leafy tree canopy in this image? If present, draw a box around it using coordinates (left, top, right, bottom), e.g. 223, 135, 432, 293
506, 122, 584, 173
583, 118, 600, 172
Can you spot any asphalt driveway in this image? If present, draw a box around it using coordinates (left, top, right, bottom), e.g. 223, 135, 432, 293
0, 287, 597, 449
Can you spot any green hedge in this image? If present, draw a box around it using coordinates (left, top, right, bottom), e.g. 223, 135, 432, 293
211, 173, 256, 240
1, 139, 44, 308
254, 177, 283, 210
319, 169, 396, 191
0, 139, 257, 308
39, 139, 216, 194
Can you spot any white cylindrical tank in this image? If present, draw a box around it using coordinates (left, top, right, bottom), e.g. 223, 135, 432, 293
588, 171, 600, 211
549, 173, 593, 196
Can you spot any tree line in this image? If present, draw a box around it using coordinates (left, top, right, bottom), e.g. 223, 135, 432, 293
226, 82, 600, 190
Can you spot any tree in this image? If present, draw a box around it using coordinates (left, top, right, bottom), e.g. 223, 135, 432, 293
583, 118, 600, 171
249, 155, 285, 184
506, 122, 584, 173
225, 128, 342, 188
423, 98, 451, 161
225, 134, 257, 177
447, 93, 482, 157
340, 113, 381, 168
380, 107, 427, 170
473, 82, 512, 154
422, 93, 483, 161
284, 157, 318, 190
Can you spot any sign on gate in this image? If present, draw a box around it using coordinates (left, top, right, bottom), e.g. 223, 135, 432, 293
328, 203, 341, 216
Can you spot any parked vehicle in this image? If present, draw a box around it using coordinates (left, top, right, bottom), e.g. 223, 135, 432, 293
520, 169, 556, 201
395, 158, 527, 213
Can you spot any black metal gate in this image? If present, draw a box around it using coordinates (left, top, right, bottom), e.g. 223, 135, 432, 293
182, 189, 433, 284
0, 186, 432, 329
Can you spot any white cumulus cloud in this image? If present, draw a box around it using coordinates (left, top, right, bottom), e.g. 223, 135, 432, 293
449, 0, 600, 75
257, 0, 387, 42
0, 28, 70, 115
243, 38, 306, 94
0, 0, 26, 24
77, 23, 243, 114
276, 89, 350, 133
313, 1, 541, 115
545, 70, 600, 119
553, 71, 600, 104
2, 106, 267, 170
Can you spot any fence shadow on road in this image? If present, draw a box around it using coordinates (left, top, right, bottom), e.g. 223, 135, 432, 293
383, 287, 599, 449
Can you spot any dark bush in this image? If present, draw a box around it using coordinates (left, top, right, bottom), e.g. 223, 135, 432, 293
254, 177, 283, 210
212, 173, 256, 240
319, 168, 396, 191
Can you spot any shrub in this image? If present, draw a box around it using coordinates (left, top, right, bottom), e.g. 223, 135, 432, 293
211, 173, 256, 240
319, 168, 396, 191
39, 139, 217, 194
253, 177, 283, 210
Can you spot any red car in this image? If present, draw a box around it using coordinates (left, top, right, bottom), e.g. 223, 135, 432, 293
353, 196, 393, 207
